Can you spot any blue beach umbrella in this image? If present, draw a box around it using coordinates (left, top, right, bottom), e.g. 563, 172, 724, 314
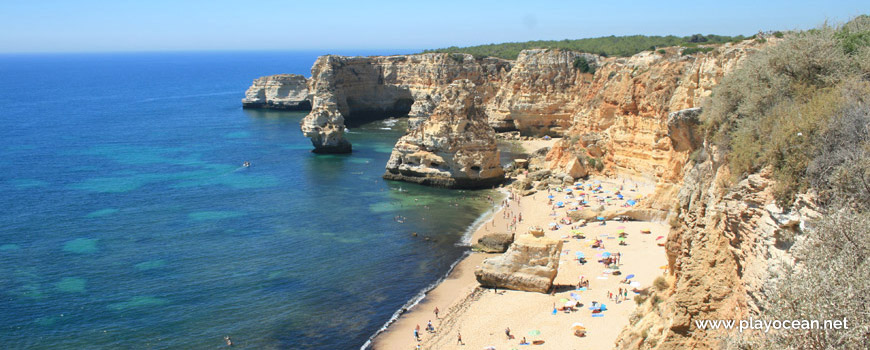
626, 274, 635, 279
596, 216, 605, 221
548, 195, 554, 199
626, 200, 637, 206
602, 252, 611, 258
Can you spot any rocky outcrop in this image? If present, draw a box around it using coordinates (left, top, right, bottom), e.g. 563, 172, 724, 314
474, 231, 564, 293
614, 147, 820, 350
474, 232, 515, 253
486, 49, 600, 135
242, 74, 311, 110
667, 108, 703, 152
542, 41, 766, 182
383, 80, 504, 188
300, 54, 510, 153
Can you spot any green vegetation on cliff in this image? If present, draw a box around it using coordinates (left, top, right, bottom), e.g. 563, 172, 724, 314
703, 15, 870, 207
423, 34, 747, 59
707, 15, 870, 350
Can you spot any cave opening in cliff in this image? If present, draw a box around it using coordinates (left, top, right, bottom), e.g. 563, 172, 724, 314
343, 97, 414, 128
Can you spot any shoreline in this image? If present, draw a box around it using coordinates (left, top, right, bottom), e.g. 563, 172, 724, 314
371, 167, 669, 349
361, 189, 509, 350
369, 187, 517, 349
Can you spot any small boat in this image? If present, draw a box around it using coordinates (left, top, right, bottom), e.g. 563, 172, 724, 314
242, 161, 251, 167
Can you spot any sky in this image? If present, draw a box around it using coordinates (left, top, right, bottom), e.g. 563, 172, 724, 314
0, 0, 867, 53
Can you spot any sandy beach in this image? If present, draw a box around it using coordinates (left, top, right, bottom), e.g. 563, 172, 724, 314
372, 140, 669, 350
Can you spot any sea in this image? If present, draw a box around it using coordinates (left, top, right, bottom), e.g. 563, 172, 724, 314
0, 51, 513, 349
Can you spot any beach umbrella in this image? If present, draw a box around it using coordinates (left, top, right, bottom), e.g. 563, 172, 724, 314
565, 188, 572, 192
626, 200, 637, 206
547, 195, 554, 199
571, 230, 583, 234
565, 301, 575, 308
528, 330, 541, 336
559, 298, 569, 303
571, 322, 585, 329
617, 237, 625, 242
596, 216, 605, 221
630, 281, 641, 288
659, 265, 669, 269
626, 274, 635, 279
617, 226, 625, 229
575, 252, 585, 258
602, 252, 611, 258
656, 236, 664, 240
570, 292, 581, 300
641, 228, 651, 233
549, 222, 557, 226
556, 201, 564, 206
484, 346, 496, 350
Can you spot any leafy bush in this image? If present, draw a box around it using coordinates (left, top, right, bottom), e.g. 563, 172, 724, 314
702, 15, 870, 205
727, 210, 870, 350
652, 276, 669, 291
773, 31, 784, 38
681, 47, 714, 56
657, 49, 667, 54
449, 53, 465, 63
423, 33, 747, 59
573, 56, 595, 74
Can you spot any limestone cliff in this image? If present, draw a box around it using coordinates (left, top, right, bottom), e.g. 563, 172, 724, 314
542, 41, 766, 182
242, 74, 311, 110
300, 54, 510, 153
613, 145, 819, 350
383, 80, 504, 188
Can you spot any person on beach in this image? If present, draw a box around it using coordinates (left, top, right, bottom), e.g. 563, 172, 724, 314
427, 320, 435, 333
414, 325, 420, 341
505, 327, 511, 339
434, 306, 439, 319
457, 332, 463, 345
521, 337, 528, 345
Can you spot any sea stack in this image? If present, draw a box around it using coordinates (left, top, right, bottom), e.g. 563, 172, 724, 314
241, 74, 311, 110
383, 79, 505, 188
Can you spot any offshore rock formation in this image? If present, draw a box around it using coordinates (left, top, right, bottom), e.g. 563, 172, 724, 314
474, 232, 515, 253
475, 229, 564, 293
300, 54, 510, 153
383, 80, 504, 188
242, 74, 311, 110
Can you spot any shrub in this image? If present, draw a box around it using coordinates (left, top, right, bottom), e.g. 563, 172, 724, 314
422, 33, 747, 59
653, 276, 669, 291
730, 210, 870, 349
773, 31, 784, 38
681, 47, 714, 56
449, 53, 465, 63
634, 294, 648, 305
657, 49, 667, 54
701, 16, 869, 205
573, 56, 595, 74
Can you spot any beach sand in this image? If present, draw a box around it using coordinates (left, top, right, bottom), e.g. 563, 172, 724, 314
372, 162, 668, 350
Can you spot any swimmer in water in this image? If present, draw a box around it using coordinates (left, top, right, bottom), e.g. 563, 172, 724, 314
224, 336, 233, 346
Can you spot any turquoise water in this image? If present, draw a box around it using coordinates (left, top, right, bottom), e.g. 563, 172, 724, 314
0, 52, 499, 349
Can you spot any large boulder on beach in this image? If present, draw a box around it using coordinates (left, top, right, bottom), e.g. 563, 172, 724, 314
474, 234, 563, 293
475, 232, 515, 253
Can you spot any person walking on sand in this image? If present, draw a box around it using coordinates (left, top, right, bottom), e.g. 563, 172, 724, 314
434, 306, 439, 319
414, 325, 420, 341
505, 327, 511, 339
457, 332, 463, 345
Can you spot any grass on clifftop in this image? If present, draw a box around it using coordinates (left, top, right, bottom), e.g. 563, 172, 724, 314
423, 33, 748, 59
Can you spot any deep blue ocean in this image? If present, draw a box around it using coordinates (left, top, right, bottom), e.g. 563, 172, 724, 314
0, 51, 502, 349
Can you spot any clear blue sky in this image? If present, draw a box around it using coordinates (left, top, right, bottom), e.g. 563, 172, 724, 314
1, 0, 867, 53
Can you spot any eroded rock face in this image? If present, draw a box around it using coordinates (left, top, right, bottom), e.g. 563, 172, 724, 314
667, 107, 703, 152
242, 74, 311, 110
300, 54, 510, 153
383, 80, 504, 188
614, 150, 819, 350
475, 233, 564, 293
